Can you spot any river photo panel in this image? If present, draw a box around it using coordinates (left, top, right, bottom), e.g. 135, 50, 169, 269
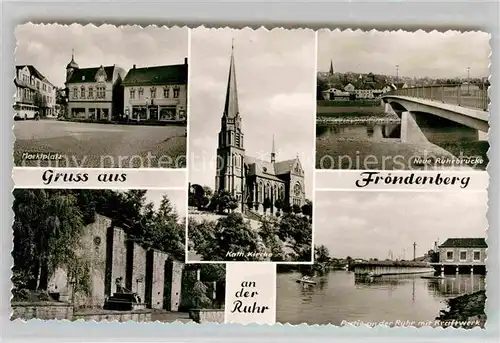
276, 190, 488, 328
316, 29, 490, 171
186, 28, 315, 263
14, 24, 188, 169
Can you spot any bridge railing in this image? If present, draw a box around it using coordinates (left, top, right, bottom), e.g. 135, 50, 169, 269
389, 84, 489, 111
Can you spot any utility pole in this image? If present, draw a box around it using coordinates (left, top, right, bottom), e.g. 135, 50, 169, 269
396, 65, 399, 81
413, 242, 417, 261
467, 66, 471, 95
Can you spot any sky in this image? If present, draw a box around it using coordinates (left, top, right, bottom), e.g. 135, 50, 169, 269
315, 191, 488, 260
188, 28, 316, 198
15, 24, 188, 87
318, 29, 490, 79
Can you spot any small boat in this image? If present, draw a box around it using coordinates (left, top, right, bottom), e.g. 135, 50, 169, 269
296, 276, 317, 285
367, 272, 382, 278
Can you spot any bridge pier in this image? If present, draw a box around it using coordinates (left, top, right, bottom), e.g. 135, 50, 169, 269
400, 111, 429, 145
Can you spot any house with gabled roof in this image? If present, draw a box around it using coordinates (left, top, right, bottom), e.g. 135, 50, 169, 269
122, 58, 187, 122
214, 45, 306, 215
438, 238, 487, 265
65, 52, 126, 121
14, 65, 56, 118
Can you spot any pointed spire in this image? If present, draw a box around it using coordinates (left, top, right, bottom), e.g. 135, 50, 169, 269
223, 39, 239, 118
329, 60, 334, 75
271, 134, 276, 163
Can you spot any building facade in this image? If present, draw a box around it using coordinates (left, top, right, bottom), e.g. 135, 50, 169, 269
438, 238, 487, 265
214, 46, 306, 215
14, 65, 56, 118
65, 53, 126, 121
123, 59, 187, 122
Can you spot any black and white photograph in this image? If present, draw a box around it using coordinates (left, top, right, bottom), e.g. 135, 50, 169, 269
186, 28, 315, 262
276, 191, 487, 328
14, 24, 188, 168
316, 29, 490, 170
11, 188, 225, 324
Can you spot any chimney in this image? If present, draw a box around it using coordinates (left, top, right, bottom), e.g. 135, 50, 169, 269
184, 57, 188, 65
133, 64, 136, 69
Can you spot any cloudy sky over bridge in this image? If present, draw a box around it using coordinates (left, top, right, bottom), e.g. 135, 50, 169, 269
318, 29, 490, 79
15, 24, 188, 87
315, 191, 488, 260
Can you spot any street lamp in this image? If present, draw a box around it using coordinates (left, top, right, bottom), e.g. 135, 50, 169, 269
396, 65, 399, 81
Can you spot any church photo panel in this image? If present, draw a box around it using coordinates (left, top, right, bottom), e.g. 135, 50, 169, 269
186, 28, 316, 263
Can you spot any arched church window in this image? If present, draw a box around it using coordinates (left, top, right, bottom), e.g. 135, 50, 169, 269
258, 182, 263, 203
293, 182, 302, 197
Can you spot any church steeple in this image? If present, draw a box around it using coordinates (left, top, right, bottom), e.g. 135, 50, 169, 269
223, 39, 239, 118
271, 135, 276, 163
329, 59, 334, 76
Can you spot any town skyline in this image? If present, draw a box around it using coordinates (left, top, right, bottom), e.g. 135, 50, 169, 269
188, 28, 316, 199
315, 191, 488, 261
15, 24, 188, 87
318, 29, 490, 79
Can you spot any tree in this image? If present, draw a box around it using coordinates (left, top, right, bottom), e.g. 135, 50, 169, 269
12, 189, 86, 291
301, 199, 313, 219
263, 197, 273, 214
274, 198, 285, 211
210, 191, 238, 214
33, 90, 48, 117
315, 245, 330, 263
292, 204, 302, 214
192, 213, 264, 261
277, 213, 312, 262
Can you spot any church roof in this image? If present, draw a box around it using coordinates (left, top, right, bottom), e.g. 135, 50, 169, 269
274, 159, 297, 175
245, 156, 298, 181
223, 42, 239, 118
67, 65, 116, 83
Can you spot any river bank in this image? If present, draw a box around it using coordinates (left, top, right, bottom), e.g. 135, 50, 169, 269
436, 290, 486, 328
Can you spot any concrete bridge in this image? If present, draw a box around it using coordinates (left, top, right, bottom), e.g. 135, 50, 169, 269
353, 261, 434, 276
382, 85, 489, 133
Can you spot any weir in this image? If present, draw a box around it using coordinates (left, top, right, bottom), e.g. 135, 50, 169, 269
353, 261, 434, 276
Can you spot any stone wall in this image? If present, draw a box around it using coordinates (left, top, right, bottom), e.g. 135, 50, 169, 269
74, 309, 152, 322
131, 243, 147, 302
189, 309, 224, 324
151, 251, 168, 309
48, 214, 111, 307
170, 261, 184, 311
11, 302, 74, 321
111, 227, 127, 294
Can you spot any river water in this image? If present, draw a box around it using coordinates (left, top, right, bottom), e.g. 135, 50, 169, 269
276, 271, 485, 326
316, 114, 489, 169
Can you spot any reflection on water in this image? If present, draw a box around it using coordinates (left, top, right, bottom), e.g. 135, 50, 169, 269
276, 271, 485, 326
317, 123, 400, 140
316, 111, 489, 169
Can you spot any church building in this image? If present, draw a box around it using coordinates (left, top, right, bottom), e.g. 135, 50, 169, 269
214, 43, 306, 215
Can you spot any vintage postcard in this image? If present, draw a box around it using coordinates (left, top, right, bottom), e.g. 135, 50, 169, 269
13, 24, 188, 168
316, 29, 490, 170
186, 28, 315, 263
10, 188, 226, 323
276, 190, 488, 328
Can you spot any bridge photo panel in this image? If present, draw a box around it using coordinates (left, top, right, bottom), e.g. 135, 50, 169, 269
315, 29, 490, 171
